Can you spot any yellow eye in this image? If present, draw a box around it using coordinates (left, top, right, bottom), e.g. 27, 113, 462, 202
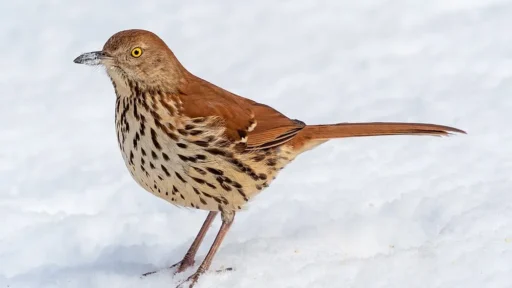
131, 47, 142, 58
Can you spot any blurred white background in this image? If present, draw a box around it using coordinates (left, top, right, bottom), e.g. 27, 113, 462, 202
1, 1, 511, 287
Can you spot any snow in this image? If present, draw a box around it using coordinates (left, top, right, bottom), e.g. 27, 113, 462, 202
1, 0, 511, 287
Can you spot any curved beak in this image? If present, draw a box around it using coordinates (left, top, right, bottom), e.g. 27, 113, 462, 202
73, 51, 108, 66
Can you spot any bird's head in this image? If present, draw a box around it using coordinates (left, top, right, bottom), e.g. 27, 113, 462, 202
74, 29, 186, 91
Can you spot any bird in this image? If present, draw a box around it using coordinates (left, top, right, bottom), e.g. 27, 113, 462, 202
73, 29, 465, 287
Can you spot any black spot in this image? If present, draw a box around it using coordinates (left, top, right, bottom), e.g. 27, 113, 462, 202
133, 132, 140, 149
220, 182, 232, 191
151, 150, 158, 160
231, 181, 243, 189
133, 102, 140, 120
205, 148, 232, 157
129, 151, 134, 165
150, 162, 155, 169
134, 81, 142, 96
172, 186, 179, 194
193, 167, 207, 175
162, 152, 170, 161
139, 121, 146, 136
237, 129, 247, 138
193, 187, 201, 195
238, 189, 249, 201
195, 154, 207, 161
178, 129, 188, 136
258, 173, 268, 180
141, 158, 145, 165
193, 140, 209, 147
192, 117, 205, 123
141, 148, 147, 156
115, 97, 121, 113
165, 191, 168, 196
158, 175, 163, 181
151, 128, 161, 150
150, 109, 161, 121
252, 154, 266, 162
161, 165, 171, 176
177, 143, 187, 149
206, 182, 216, 189
230, 159, 246, 170
185, 124, 195, 130
206, 167, 223, 175
189, 130, 203, 136
191, 177, 205, 185
175, 172, 186, 183
166, 123, 176, 131
200, 198, 208, 205
266, 158, 277, 166
178, 154, 189, 162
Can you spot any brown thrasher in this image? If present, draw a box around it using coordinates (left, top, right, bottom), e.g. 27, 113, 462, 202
74, 29, 465, 287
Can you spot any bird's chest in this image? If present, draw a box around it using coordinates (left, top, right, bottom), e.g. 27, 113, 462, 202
113, 96, 290, 212
114, 96, 192, 195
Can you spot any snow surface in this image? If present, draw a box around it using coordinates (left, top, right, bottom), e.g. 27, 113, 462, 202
1, 0, 512, 287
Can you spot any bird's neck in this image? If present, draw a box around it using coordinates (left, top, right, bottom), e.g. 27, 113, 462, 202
107, 67, 132, 98
106, 66, 188, 100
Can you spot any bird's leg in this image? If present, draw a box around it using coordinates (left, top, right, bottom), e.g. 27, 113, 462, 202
142, 211, 218, 277
172, 211, 219, 273
178, 212, 235, 288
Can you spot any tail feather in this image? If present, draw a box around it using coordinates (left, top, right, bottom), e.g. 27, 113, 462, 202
302, 122, 466, 140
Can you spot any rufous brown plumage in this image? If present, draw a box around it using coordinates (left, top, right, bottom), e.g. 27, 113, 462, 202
74, 29, 465, 287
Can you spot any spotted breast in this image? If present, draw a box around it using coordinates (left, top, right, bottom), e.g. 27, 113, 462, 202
112, 76, 295, 214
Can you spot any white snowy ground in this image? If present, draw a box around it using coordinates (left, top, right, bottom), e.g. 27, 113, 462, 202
1, 0, 511, 287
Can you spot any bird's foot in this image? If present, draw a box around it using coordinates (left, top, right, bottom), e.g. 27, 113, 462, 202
176, 271, 203, 288
176, 267, 233, 288
141, 259, 195, 278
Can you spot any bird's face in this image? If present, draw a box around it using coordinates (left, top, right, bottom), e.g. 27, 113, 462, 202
74, 29, 183, 89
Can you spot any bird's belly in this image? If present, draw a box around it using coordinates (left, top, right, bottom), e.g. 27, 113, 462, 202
116, 116, 281, 212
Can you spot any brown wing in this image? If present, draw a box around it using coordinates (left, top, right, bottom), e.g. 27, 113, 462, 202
178, 75, 305, 151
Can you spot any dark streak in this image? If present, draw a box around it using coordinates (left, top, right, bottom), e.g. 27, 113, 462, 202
175, 172, 186, 183
206, 167, 223, 175
161, 165, 171, 176
150, 128, 162, 150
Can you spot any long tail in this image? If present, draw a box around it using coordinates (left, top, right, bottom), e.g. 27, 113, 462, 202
301, 122, 466, 140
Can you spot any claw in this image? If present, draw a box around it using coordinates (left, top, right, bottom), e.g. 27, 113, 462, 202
141, 259, 195, 278
176, 272, 202, 288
